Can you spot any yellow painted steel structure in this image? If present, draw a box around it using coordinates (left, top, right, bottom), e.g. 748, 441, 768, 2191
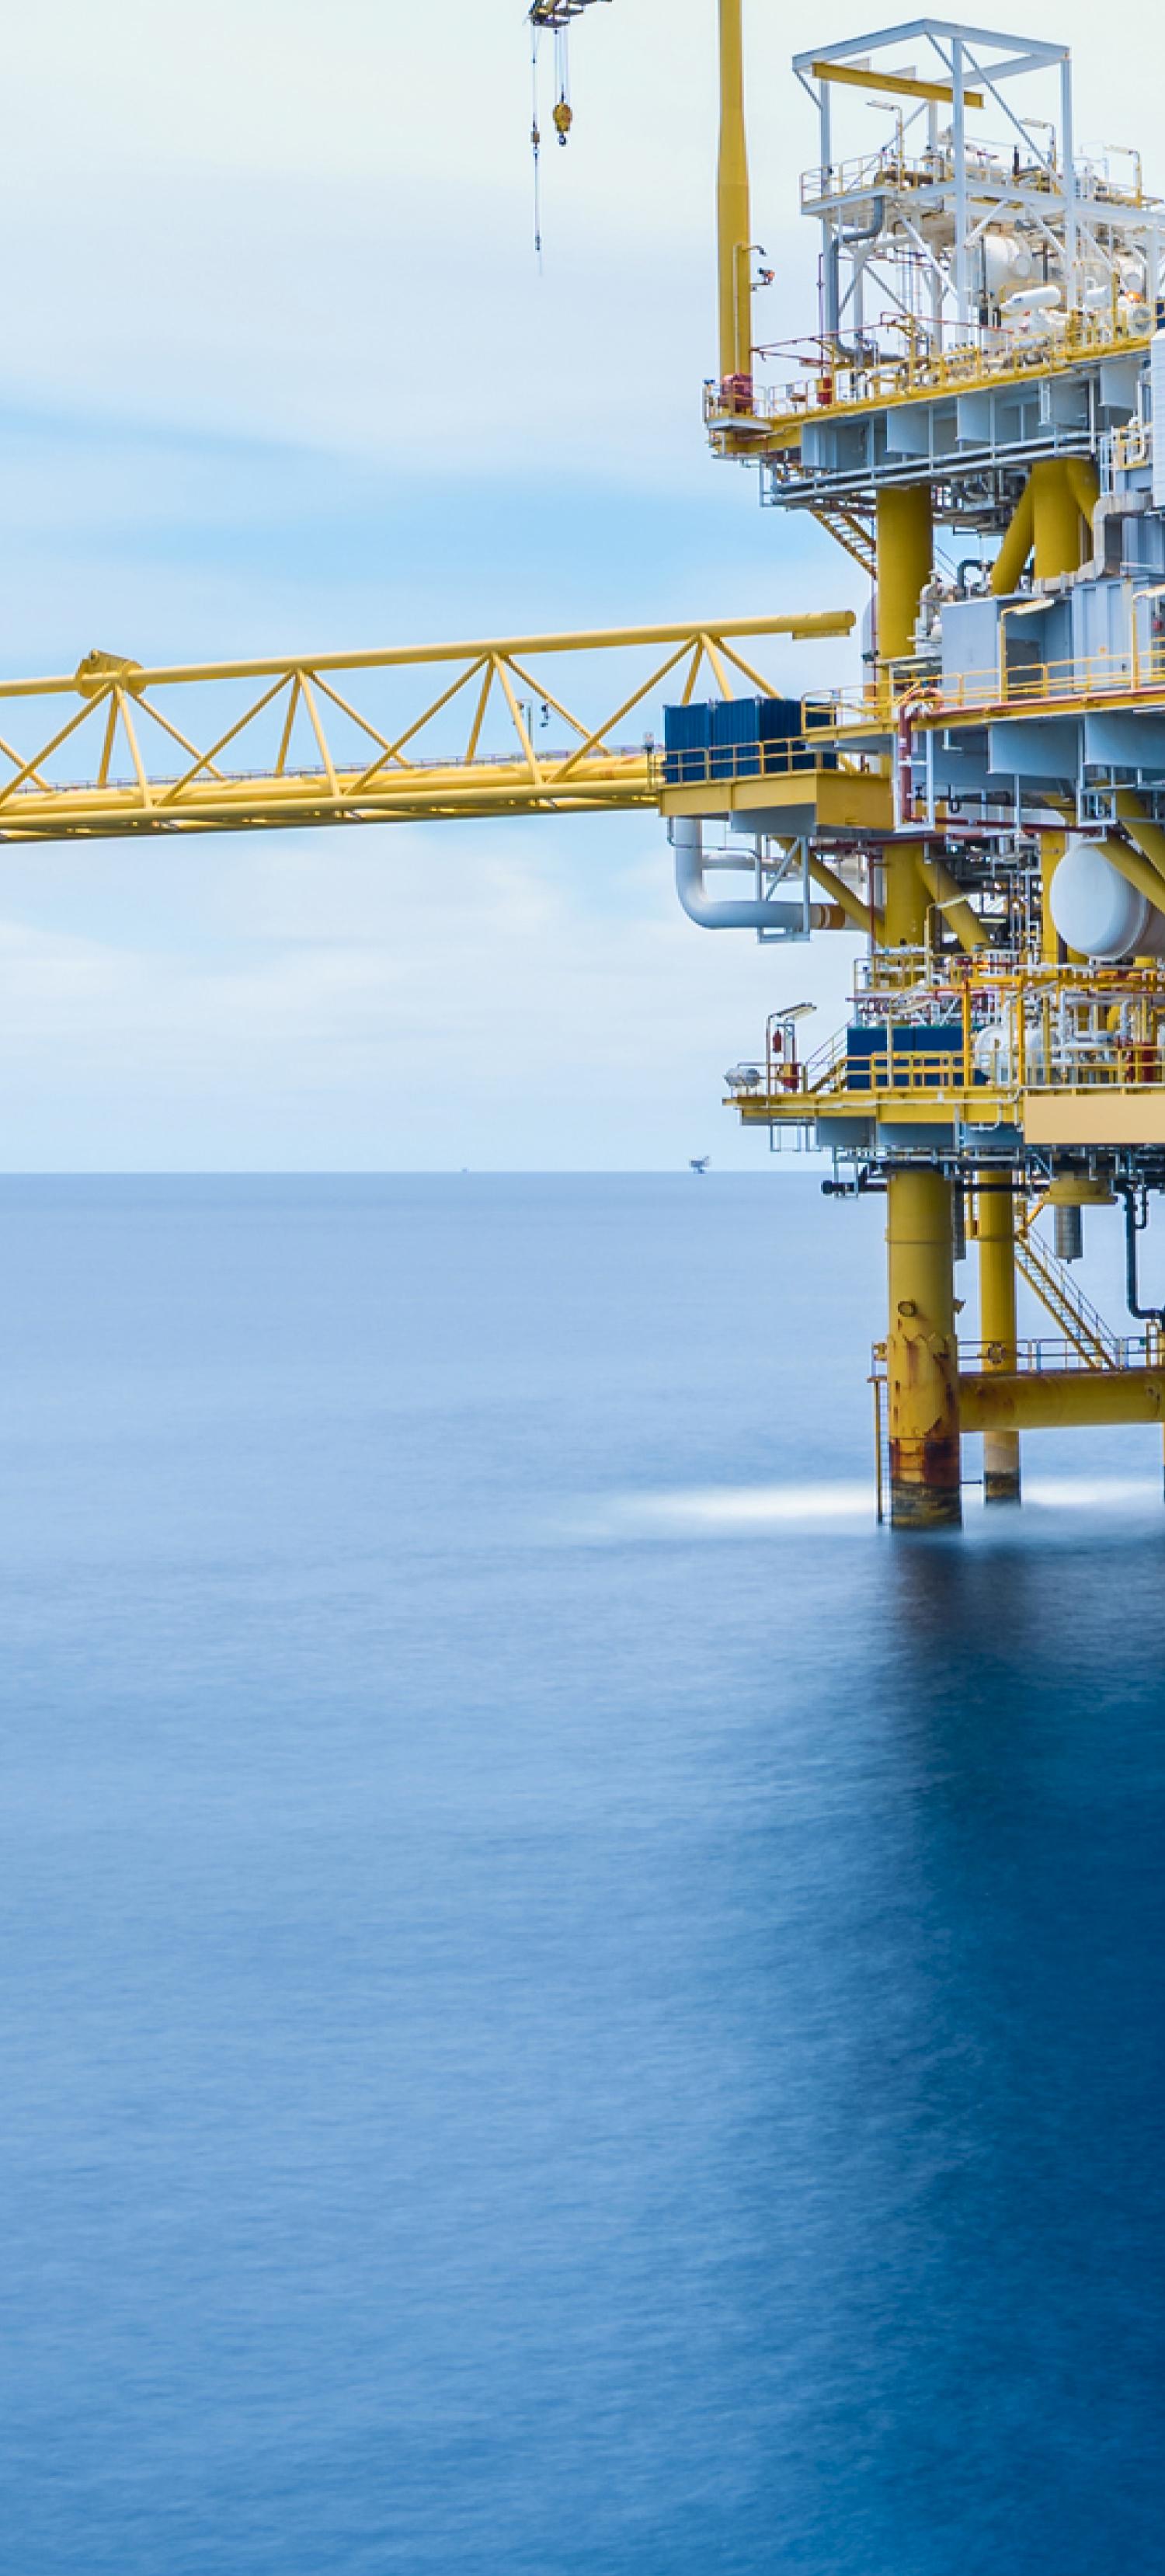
716, 0, 752, 389
0, 614, 851, 843
959, 1368, 1165, 1431
885, 1170, 962, 1528
705, 319, 1156, 460
975, 1179, 1021, 1505
875, 486, 934, 664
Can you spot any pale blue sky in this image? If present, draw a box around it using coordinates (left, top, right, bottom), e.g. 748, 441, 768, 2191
0, 0, 1151, 1167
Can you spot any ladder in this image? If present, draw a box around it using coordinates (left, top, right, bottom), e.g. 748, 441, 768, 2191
1014, 1215, 1125, 1372
809, 506, 878, 579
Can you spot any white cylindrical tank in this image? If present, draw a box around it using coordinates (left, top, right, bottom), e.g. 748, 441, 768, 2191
981, 229, 1035, 294
1002, 283, 1062, 317
1048, 841, 1165, 960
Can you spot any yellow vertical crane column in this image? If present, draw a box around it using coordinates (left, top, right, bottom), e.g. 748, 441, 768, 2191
716, 0, 752, 394
885, 1168, 962, 1528
976, 1175, 1021, 1504
877, 483, 934, 945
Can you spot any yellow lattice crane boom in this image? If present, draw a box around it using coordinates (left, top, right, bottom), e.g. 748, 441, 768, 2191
0, 614, 852, 841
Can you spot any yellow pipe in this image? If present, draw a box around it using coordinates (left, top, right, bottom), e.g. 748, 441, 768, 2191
717, 0, 752, 388
916, 853, 989, 953
876, 484, 933, 660
886, 1168, 962, 1528
882, 840, 930, 948
990, 482, 1035, 595
1041, 829, 1066, 960
976, 1177, 1021, 1502
991, 460, 1095, 597
960, 1368, 1165, 1432
809, 851, 882, 937
1031, 458, 1089, 580
1066, 455, 1100, 527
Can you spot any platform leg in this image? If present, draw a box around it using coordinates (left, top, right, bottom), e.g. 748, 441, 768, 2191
978, 1171, 1022, 1506
885, 1168, 962, 1529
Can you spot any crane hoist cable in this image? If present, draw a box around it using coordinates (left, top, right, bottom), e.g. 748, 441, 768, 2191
528, 0, 610, 255
530, 14, 573, 259
530, 22, 543, 258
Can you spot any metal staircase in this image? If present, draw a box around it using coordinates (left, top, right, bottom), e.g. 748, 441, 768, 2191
1014, 1214, 1125, 1371
808, 506, 878, 578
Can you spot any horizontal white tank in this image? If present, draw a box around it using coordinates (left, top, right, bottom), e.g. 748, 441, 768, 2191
981, 229, 1035, 294
1048, 841, 1165, 961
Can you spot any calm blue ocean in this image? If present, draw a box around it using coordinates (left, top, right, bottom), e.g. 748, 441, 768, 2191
1, 1175, 1161, 2575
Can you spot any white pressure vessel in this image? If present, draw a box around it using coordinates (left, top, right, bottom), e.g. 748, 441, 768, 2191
981, 230, 1035, 294
1048, 841, 1165, 960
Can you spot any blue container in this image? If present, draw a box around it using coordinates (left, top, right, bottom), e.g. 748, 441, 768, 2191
757, 695, 800, 778
710, 697, 764, 781
662, 702, 711, 786
846, 1023, 968, 1091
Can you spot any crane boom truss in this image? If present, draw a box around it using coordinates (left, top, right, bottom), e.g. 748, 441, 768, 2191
0, 613, 852, 843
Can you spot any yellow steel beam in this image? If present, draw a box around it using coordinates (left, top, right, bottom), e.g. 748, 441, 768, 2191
0, 614, 854, 705
1115, 790, 1165, 887
959, 1368, 1165, 1432
809, 59, 985, 109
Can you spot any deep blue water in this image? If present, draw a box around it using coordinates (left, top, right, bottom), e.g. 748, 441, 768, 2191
1, 1174, 1162, 2575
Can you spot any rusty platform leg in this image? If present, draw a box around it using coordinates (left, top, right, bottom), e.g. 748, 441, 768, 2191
886, 1167, 962, 1530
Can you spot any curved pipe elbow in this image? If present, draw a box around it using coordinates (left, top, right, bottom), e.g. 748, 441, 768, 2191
671, 816, 842, 933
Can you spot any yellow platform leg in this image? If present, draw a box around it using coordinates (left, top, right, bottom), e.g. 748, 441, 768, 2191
977, 1174, 1021, 1505
885, 1168, 962, 1529
876, 484, 934, 661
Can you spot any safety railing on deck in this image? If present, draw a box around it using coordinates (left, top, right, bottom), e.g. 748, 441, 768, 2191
808, 641, 1165, 739
725, 312, 1153, 435
661, 735, 876, 788
745, 963, 1165, 1109
871, 1332, 1153, 1381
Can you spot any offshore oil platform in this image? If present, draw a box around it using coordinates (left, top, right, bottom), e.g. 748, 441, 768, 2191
6, 9, 1165, 1527
673, 6, 1165, 1529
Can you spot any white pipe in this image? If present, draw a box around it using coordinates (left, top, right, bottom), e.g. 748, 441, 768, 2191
671, 815, 839, 932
